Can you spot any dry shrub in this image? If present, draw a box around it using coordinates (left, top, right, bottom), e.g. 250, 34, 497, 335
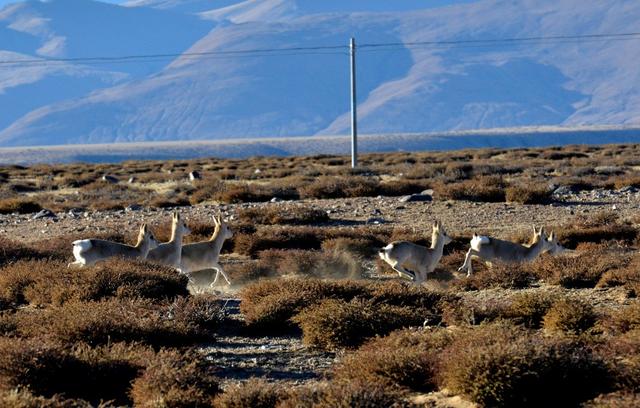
0, 338, 149, 405
211, 182, 298, 204
543, 297, 597, 334
505, 184, 552, 204
531, 249, 630, 288
440, 297, 507, 326
130, 350, 220, 408
321, 237, 381, 257
595, 330, 640, 394
452, 263, 534, 291
506, 292, 554, 329
332, 328, 454, 392
279, 381, 409, 408
583, 392, 640, 408
0, 259, 188, 307
0, 388, 93, 408
435, 177, 506, 202
257, 249, 362, 280
298, 176, 379, 199
558, 222, 638, 249
240, 279, 446, 334
293, 298, 425, 349
599, 303, 640, 335
0, 198, 42, 214
441, 322, 609, 407
213, 378, 282, 408
234, 227, 323, 256
237, 206, 329, 225
0, 237, 46, 268
598, 254, 640, 296
239, 279, 367, 332
17, 297, 220, 347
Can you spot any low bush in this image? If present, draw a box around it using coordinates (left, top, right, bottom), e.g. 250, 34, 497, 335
213, 378, 283, 408
240, 279, 447, 334
293, 298, 425, 349
0, 237, 45, 268
130, 350, 220, 408
440, 297, 507, 326
0, 259, 188, 307
506, 292, 554, 329
505, 184, 552, 204
452, 263, 534, 291
240, 279, 367, 332
0, 198, 42, 214
332, 328, 454, 391
234, 228, 323, 256
279, 381, 409, 408
17, 297, 220, 347
532, 249, 631, 288
583, 392, 640, 408
237, 206, 329, 225
435, 177, 506, 202
543, 297, 597, 334
599, 303, 640, 335
598, 254, 640, 296
298, 176, 379, 199
0, 388, 93, 408
441, 323, 610, 407
0, 338, 148, 405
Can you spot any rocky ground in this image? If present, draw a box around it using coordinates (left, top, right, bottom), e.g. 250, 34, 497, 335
1, 187, 638, 400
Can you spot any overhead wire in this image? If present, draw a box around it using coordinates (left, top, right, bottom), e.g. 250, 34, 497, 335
0, 31, 639, 67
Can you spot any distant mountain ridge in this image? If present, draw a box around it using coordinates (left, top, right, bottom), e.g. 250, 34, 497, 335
0, 0, 638, 147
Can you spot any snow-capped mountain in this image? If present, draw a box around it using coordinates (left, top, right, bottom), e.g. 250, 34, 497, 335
0, 0, 638, 147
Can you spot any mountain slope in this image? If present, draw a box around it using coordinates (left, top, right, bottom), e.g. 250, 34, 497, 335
0, 0, 639, 147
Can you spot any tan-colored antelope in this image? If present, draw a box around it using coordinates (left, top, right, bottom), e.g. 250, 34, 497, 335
379, 221, 453, 284
69, 223, 159, 267
146, 212, 191, 270
458, 226, 550, 276
180, 215, 233, 286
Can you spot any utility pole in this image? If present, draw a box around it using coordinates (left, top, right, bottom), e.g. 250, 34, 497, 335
350, 37, 358, 168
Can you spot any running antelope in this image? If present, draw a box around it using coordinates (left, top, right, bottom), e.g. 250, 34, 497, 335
378, 221, 453, 284
69, 223, 159, 267
146, 212, 191, 270
458, 226, 550, 276
180, 215, 233, 286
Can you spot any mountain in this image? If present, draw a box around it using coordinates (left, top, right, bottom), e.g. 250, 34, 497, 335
0, 0, 638, 147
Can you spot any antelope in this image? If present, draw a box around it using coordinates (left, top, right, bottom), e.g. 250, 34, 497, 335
458, 226, 550, 276
378, 221, 453, 284
69, 223, 159, 267
180, 215, 233, 286
545, 230, 569, 255
146, 212, 191, 270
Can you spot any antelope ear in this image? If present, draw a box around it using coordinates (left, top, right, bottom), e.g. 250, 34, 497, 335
549, 231, 555, 240
141, 224, 148, 233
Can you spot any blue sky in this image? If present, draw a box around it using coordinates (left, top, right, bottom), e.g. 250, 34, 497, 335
0, 0, 125, 7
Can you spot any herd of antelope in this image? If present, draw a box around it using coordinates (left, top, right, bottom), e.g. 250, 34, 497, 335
70, 212, 234, 287
69, 211, 569, 287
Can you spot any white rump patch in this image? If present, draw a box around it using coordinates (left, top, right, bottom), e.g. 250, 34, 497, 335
72, 239, 92, 262
470, 235, 490, 251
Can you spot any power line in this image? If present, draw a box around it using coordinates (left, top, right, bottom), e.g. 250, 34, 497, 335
1, 31, 639, 67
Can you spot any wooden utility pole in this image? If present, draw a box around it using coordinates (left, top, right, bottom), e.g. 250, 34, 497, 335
350, 37, 358, 168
